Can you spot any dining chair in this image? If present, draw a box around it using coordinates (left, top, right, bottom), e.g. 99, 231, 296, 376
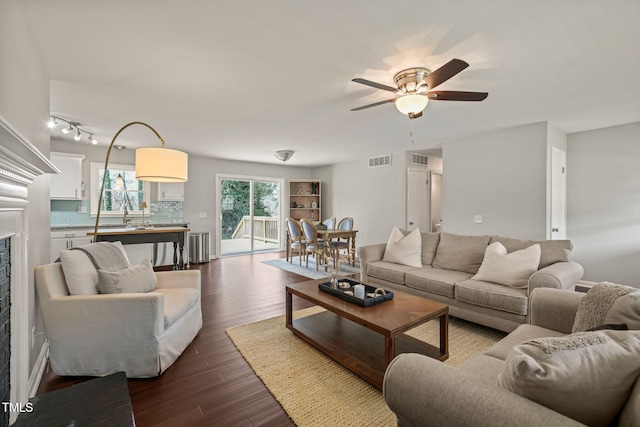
323, 217, 336, 230
328, 217, 354, 266
286, 218, 306, 266
300, 218, 326, 271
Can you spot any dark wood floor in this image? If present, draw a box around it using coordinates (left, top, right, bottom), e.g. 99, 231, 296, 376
36, 251, 320, 427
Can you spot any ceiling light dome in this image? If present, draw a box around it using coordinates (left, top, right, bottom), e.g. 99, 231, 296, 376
395, 94, 429, 116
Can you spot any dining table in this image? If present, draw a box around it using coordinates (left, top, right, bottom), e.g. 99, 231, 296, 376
317, 228, 358, 269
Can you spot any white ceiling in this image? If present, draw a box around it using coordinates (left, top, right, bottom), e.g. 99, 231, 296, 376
21, 0, 640, 166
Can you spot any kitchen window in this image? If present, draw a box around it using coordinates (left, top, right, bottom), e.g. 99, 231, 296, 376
90, 162, 151, 216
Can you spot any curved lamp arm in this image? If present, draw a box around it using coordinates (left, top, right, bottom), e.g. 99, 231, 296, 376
93, 122, 165, 237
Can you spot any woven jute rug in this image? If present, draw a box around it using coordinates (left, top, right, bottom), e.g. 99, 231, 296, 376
226, 306, 507, 427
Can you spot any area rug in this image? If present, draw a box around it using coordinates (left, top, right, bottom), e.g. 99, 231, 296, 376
226, 307, 507, 426
261, 256, 360, 279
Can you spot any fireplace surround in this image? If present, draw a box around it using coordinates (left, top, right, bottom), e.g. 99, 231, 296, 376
0, 115, 57, 423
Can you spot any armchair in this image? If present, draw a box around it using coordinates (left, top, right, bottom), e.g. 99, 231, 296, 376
35, 262, 202, 378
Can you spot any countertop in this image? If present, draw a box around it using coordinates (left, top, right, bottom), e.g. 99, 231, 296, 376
88, 226, 190, 236
51, 223, 188, 230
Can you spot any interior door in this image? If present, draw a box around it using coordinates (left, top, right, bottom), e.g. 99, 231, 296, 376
406, 168, 430, 231
550, 147, 567, 239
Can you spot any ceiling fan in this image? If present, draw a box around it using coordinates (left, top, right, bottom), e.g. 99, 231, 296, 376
351, 59, 488, 119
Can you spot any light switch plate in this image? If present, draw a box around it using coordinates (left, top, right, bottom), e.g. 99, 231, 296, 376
198, 212, 207, 218
473, 214, 484, 224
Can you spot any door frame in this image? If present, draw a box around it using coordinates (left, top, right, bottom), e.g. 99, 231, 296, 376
549, 147, 567, 240
215, 173, 285, 256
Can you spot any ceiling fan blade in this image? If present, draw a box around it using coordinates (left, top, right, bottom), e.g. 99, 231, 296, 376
352, 78, 398, 93
351, 98, 397, 111
425, 59, 469, 90
427, 91, 488, 101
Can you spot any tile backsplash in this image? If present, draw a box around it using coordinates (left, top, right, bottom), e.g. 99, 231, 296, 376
51, 200, 184, 227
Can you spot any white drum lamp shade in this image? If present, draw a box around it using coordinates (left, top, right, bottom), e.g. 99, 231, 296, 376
135, 147, 188, 182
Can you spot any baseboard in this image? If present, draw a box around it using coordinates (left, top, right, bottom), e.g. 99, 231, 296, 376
28, 341, 49, 398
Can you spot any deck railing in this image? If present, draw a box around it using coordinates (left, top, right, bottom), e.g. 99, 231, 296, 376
231, 216, 279, 243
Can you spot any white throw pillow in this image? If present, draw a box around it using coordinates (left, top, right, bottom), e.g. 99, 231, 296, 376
97, 259, 158, 294
472, 242, 541, 288
382, 227, 422, 268
498, 330, 640, 427
60, 241, 131, 295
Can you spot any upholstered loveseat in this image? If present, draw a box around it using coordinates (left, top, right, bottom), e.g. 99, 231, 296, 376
35, 243, 202, 378
383, 286, 640, 427
358, 231, 584, 332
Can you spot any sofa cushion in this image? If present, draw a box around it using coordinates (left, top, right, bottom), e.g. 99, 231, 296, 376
382, 227, 422, 268
155, 288, 200, 328
367, 261, 420, 284
97, 259, 158, 294
472, 242, 541, 288
455, 279, 528, 315
457, 354, 505, 385
619, 376, 640, 427
419, 232, 440, 266
572, 282, 640, 332
432, 233, 491, 274
498, 330, 640, 427
60, 241, 131, 295
405, 268, 473, 299
489, 236, 572, 269
482, 324, 566, 361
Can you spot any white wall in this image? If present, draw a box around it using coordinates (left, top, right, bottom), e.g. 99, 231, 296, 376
313, 150, 407, 247
0, 0, 51, 377
441, 122, 549, 239
567, 122, 640, 287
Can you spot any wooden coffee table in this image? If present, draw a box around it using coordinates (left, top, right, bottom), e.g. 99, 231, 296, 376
286, 279, 449, 389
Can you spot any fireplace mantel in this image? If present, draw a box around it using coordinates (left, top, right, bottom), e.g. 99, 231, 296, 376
0, 114, 58, 193
0, 113, 57, 422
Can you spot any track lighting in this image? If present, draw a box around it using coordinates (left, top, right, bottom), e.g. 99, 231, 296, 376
48, 115, 99, 145
61, 124, 74, 134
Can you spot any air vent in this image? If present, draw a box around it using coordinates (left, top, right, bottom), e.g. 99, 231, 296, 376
410, 153, 429, 166
368, 154, 392, 168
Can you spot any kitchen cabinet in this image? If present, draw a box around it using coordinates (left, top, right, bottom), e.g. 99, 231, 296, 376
50, 229, 93, 262
157, 182, 184, 201
289, 179, 321, 221
50, 152, 85, 200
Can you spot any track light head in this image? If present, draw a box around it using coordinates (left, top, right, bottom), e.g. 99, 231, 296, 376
73, 128, 82, 141
88, 134, 98, 145
47, 117, 57, 128
61, 125, 74, 134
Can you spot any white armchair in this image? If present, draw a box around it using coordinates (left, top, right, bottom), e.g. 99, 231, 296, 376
35, 262, 202, 378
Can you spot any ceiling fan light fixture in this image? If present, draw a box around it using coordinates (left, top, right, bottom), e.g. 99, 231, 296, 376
395, 94, 429, 116
274, 150, 294, 162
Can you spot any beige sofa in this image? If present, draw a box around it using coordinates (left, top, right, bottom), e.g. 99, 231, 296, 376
358, 232, 584, 332
383, 288, 640, 427
35, 262, 202, 378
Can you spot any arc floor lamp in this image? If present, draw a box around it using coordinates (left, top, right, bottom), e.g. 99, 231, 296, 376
93, 122, 188, 236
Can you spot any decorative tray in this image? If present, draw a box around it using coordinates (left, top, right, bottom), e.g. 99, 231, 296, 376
318, 278, 394, 307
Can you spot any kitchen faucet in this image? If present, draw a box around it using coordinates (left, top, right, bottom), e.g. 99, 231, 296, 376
122, 204, 131, 224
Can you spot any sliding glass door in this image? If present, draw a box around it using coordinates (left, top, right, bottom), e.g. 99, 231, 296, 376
219, 175, 282, 256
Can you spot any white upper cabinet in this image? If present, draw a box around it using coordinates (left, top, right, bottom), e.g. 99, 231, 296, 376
50, 152, 85, 199
158, 182, 184, 201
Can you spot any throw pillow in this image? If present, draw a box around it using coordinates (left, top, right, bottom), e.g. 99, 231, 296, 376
382, 227, 422, 268
572, 282, 640, 333
498, 330, 640, 427
97, 259, 158, 294
472, 242, 541, 288
431, 233, 491, 274
60, 241, 131, 295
